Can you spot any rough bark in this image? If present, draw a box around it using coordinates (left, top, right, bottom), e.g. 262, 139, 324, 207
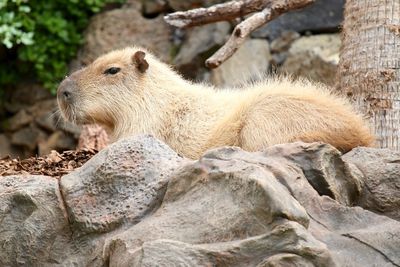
337, 0, 400, 149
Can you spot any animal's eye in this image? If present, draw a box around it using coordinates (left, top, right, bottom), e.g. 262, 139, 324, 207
104, 67, 121, 75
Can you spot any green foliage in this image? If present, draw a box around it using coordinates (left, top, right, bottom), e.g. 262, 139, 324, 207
0, 0, 124, 93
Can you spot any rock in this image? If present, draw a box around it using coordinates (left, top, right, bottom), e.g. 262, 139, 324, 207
0, 134, 24, 158
199, 144, 400, 266
0, 175, 75, 266
142, 0, 169, 16
106, 142, 331, 266
2, 137, 400, 266
110, 222, 333, 267
27, 99, 58, 118
4, 83, 53, 113
262, 142, 361, 206
280, 34, 340, 86
38, 131, 77, 156
270, 31, 300, 53
60, 135, 185, 235
343, 147, 400, 221
252, 0, 345, 40
168, 0, 225, 11
6, 99, 57, 132
11, 124, 47, 151
173, 22, 230, 80
269, 31, 300, 68
5, 109, 32, 131
210, 39, 271, 88
36, 111, 58, 132
75, 8, 173, 68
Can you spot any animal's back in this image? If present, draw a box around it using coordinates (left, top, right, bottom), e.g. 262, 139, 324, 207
207, 78, 375, 153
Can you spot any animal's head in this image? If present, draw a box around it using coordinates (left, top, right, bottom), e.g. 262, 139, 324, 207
57, 47, 151, 131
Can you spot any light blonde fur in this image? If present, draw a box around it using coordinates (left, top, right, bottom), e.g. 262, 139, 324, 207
58, 47, 375, 159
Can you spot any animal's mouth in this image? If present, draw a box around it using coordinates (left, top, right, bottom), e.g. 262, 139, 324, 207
58, 100, 81, 125
57, 76, 87, 125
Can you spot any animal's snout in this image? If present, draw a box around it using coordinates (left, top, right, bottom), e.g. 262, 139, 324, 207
57, 77, 77, 103
59, 87, 72, 101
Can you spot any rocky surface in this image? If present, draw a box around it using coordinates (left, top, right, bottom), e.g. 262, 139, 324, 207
1, 135, 399, 266
281, 34, 340, 86
74, 8, 173, 68
210, 39, 272, 88
1, 85, 80, 159
73, 8, 172, 68
167, 0, 226, 11
343, 147, 400, 221
173, 22, 231, 80
252, 0, 345, 40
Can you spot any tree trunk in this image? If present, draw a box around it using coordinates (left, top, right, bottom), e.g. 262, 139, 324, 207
338, 0, 400, 149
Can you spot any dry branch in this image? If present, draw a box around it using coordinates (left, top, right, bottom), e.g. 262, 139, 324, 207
164, 0, 267, 28
164, 0, 315, 68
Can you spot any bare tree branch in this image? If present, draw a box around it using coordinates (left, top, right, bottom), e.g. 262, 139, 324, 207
164, 0, 315, 68
206, 7, 273, 68
164, 0, 267, 28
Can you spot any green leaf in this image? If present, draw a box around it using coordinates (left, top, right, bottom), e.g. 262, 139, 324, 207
0, 0, 127, 92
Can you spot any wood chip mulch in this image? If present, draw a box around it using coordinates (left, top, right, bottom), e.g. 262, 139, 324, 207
0, 149, 97, 178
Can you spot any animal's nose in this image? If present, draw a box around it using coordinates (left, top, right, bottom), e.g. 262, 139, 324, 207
60, 88, 72, 100
57, 77, 76, 102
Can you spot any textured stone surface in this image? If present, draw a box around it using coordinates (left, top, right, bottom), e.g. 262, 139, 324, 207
4, 83, 53, 113
281, 34, 340, 86
0, 134, 23, 158
270, 31, 300, 53
211, 39, 271, 88
38, 131, 77, 156
167, 0, 226, 11
343, 147, 400, 221
174, 22, 230, 79
60, 135, 185, 235
110, 222, 332, 267
0, 175, 73, 266
11, 124, 47, 151
198, 144, 400, 267
106, 143, 332, 266
75, 8, 172, 67
262, 142, 361, 206
6, 109, 32, 131
141, 0, 168, 16
252, 0, 345, 40
1, 97, 79, 159
1, 137, 399, 266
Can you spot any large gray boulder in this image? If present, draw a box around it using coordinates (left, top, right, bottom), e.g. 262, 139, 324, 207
210, 39, 272, 88
75, 8, 172, 68
252, 0, 345, 40
280, 34, 340, 86
0, 175, 76, 266
343, 147, 400, 221
60, 135, 186, 235
1, 136, 399, 266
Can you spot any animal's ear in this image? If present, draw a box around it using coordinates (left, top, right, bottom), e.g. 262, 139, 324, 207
132, 51, 149, 73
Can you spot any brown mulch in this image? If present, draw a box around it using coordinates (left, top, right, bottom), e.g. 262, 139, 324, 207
0, 149, 97, 178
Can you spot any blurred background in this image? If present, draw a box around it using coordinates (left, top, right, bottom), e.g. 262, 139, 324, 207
0, 0, 344, 159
